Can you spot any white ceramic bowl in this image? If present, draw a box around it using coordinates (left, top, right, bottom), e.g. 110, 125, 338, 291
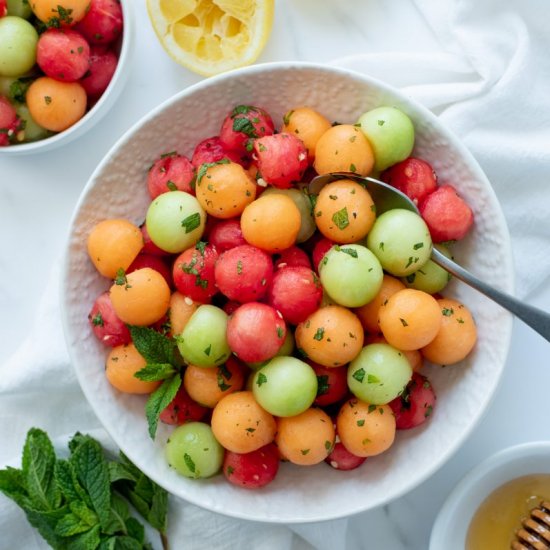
0, 0, 133, 156
61, 62, 514, 523
430, 441, 550, 549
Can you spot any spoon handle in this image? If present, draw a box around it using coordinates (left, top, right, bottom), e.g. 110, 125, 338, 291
431, 248, 550, 343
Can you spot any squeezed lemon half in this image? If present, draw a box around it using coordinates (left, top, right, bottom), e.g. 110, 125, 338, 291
146, 0, 275, 76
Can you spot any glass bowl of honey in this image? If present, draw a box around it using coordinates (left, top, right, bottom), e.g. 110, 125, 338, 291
430, 442, 550, 550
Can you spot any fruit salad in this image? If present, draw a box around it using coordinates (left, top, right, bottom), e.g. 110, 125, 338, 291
86, 102, 476, 489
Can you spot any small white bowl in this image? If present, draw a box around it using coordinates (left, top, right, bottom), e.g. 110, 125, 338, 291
0, 0, 133, 156
61, 62, 514, 523
430, 441, 550, 549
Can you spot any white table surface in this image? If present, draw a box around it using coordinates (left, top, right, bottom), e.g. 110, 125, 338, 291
2, 1, 550, 548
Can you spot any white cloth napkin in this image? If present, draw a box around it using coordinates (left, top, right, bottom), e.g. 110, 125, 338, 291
2, 0, 550, 548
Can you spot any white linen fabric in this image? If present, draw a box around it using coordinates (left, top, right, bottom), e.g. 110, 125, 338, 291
1, 0, 550, 548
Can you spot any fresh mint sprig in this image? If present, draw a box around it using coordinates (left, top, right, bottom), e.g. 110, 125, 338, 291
128, 326, 182, 440
0, 429, 168, 550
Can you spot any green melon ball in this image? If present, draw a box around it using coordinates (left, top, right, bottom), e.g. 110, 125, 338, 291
0, 17, 38, 77
176, 305, 231, 367
348, 343, 412, 405
357, 106, 415, 172
366, 208, 432, 277
320, 244, 383, 307
166, 422, 224, 479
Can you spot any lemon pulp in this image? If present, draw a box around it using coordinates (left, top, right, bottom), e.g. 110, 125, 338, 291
147, 0, 274, 76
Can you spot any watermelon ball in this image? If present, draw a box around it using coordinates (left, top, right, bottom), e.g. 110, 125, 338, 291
382, 157, 438, 205
207, 218, 246, 253
0, 95, 21, 146
172, 243, 219, 303
80, 45, 117, 99
36, 28, 90, 82
226, 302, 286, 363
88, 291, 131, 347
147, 152, 196, 199
266, 266, 323, 325
325, 441, 367, 471
214, 244, 273, 303
159, 383, 209, 425
419, 185, 474, 242
388, 372, 436, 430
219, 104, 275, 156
252, 133, 309, 189
223, 443, 280, 489
274, 246, 311, 270
76, 0, 123, 45
191, 136, 243, 168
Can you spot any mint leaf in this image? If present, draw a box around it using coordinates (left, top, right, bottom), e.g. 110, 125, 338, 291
125, 517, 145, 543
22, 428, 60, 511
197, 158, 230, 183
128, 326, 175, 365
65, 523, 101, 549
232, 116, 257, 138
25, 507, 69, 548
145, 375, 182, 439
101, 535, 142, 550
55, 510, 95, 537
147, 486, 168, 534
181, 212, 201, 234
108, 462, 137, 484
134, 363, 176, 382
103, 493, 129, 536
332, 207, 350, 230
70, 500, 99, 527
70, 438, 111, 531
0, 466, 30, 509
55, 460, 81, 502
231, 105, 254, 116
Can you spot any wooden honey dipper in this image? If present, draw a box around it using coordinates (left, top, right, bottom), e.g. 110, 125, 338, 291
512, 501, 550, 549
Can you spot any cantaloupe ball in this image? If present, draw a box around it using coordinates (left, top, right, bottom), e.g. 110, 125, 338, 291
275, 408, 335, 466
378, 288, 441, 350
337, 399, 395, 457
26, 76, 86, 132
211, 391, 276, 453
87, 219, 143, 279
169, 292, 200, 336
421, 298, 477, 365
355, 275, 406, 334
295, 305, 364, 367
314, 124, 374, 176
105, 343, 161, 394
109, 267, 171, 326
241, 194, 301, 252
183, 359, 245, 408
281, 107, 331, 161
314, 179, 376, 243
195, 162, 257, 219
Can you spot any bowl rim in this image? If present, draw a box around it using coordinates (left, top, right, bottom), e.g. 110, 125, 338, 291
0, 0, 134, 156
60, 60, 515, 523
429, 440, 550, 549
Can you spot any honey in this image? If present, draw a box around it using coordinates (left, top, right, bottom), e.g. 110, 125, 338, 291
466, 474, 550, 549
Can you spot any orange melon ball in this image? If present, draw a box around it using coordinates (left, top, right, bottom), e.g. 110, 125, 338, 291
314, 124, 374, 176
195, 161, 257, 219
378, 288, 441, 351
26, 77, 86, 132
314, 179, 376, 243
337, 399, 395, 457
105, 343, 161, 394
281, 107, 332, 161
31, 0, 90, 24
109, 267, 171, 326
355, 275, 407, 333
240, 193, 301, 252
168, 292, 200, 336
421, 298, 477, 365
183, 359, 245, 408
275, 408, 335, 466
211, 391, 276, 453
364, 333, 424, 372
295, 305, 364, 367
87, 219, 143, 279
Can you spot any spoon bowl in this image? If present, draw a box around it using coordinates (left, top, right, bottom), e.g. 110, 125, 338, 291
310, 172, 550, 343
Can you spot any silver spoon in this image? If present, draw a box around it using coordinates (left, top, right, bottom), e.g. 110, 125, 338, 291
310, 172, 550, 343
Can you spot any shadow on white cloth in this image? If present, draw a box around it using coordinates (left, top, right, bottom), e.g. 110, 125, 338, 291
2, 0, 550, 548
